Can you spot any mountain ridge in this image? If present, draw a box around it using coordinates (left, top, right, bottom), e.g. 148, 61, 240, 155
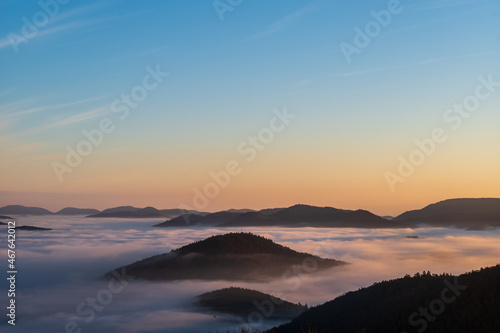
104, 232, 345, 281
269, 263, 500, 333
155, 204, 398, 228
394, 198, 500, 228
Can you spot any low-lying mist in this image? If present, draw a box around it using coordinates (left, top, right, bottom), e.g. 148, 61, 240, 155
2, 216, 500, 332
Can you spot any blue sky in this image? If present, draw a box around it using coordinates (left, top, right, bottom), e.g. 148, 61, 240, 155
1, 0, 499, 214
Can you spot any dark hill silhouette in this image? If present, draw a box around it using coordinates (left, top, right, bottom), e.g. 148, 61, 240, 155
196, 287, 307, 318
0, 205, 53, 215
269, 204, 392, 226
219, 212, 274, 227
15, 225, 52, 231
221, 205, 399, 228
186, 211, 240, 225
55, 207, 100, 215
160, 208, 208, 217
394, 198, 500, 228
223, 208, 256, 213
258, 207, 286, 215
0, 215, 13, 220
153, 211, 241, 227
153, 214, 205, 227
87, 206, 203, 218
155, 204, 398, 228
105, 233, 345, 281
269, 264, 500, 333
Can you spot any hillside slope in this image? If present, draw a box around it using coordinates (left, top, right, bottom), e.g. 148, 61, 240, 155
270, 264, 500, 333
394, 198, 500, 228
105, 233, 345, 281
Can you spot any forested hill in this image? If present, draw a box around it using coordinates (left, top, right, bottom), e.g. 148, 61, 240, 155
270, 264, 500, 333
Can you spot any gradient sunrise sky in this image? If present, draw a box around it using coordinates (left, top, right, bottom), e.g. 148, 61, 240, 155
1, 0, 499, 215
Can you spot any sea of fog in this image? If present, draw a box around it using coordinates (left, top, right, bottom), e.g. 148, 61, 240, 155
1, 216, 500, 333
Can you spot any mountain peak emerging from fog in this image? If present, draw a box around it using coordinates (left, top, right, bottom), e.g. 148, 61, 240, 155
196, 287, 307, 318
105, 232, 345, 281
176, 232, 298, 256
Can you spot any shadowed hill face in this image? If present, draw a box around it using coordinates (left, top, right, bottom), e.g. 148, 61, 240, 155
219, 212, 273, 227
88, 206, 168, 218
266, 205, 396, 228
270, 204, 348, 221
105, 232, 345, 282
98, 206, 140, 214
0, 205, 53, 215
14, 225, 52, 231
196, 287, 307, 318
396, 198, 500, 219
176, 233, 296, 256
153, 214, 204, 227
55, 207, 100, 215
154, 212, 242, 227
258, 207, 286, 215
394, 198, 500, 227
153, 204, 410, 229
197, 211, 241, 224
269, 264, 500, 333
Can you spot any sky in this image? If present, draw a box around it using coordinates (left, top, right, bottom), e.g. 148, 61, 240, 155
0, 0, 499, 215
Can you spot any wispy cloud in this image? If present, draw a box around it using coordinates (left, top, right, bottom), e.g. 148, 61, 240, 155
295, 78, 312, 88
0, 88, 15, 98
0, 2, 109, 51
0, 96, 107, 120
338, 65, 403, 77
335, 49, 500, 77
2, 102, 110, 141
246, 3, 320, 40
47, 106, 109, 128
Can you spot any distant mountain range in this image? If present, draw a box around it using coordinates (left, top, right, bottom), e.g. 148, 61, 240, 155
2, 198, 500, 228
105, 232, 345, 281
269, 263, 500, 333
86, 206, 206, 218
196, 287, 307, 319
0, 205, 99, 216
15, 225, 52, 231
0, 204, 204, 218
393, 198, 500, 229
55, 207, 100, 215
0, 205, 55, 215
154, 204, 399, 228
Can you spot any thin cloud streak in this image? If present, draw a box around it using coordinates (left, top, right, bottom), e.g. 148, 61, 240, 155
246, 3, 320, 41
0, 96, 107, 120
47, 106, 110, 128
0, 2, 110, 50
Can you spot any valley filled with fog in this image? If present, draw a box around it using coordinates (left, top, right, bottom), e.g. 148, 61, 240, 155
2, 216, 500, 333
